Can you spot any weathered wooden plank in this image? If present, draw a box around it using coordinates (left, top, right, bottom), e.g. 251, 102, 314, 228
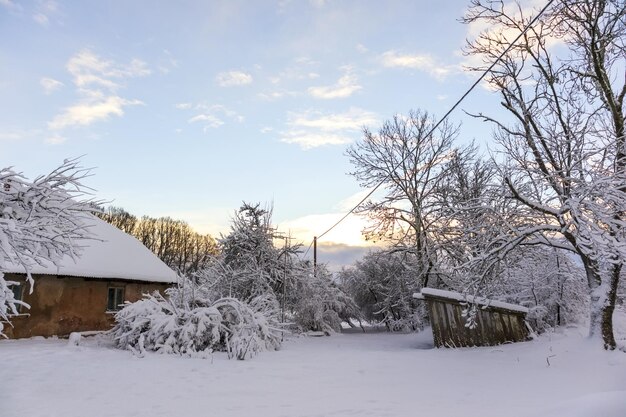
422, 291, 530, 348
426, 299, 442, 347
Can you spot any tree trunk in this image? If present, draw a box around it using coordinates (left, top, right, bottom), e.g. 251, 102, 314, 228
585, 257, 621, 350
600, 263, 622, 350
582, 256, 604, 340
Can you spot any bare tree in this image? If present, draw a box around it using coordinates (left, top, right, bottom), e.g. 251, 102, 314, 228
434, 150, 501, 276
347, 110, 467, 287
98, 206, 138, 234
463, 0, 625, 349
98, 208, 219, 275
0, 158, 94, 336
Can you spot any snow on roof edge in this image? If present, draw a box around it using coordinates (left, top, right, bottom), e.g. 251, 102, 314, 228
3, 268, 178, 284
419, 288, 529, 314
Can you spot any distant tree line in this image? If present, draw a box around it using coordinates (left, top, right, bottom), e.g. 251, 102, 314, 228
96, 206, 218, 275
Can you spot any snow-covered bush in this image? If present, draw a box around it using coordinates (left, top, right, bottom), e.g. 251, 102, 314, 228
289, 265, 361, 334
214, 295, 282, 359
111, 280, 282, 360
112, 293, 220, 358
340, 250, 423, 332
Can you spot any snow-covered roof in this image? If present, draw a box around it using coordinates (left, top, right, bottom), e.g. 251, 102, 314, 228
3, 215, 177, 284
414, 288, 529, 314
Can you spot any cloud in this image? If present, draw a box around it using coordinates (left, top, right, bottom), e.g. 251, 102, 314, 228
188, 114, 223, 129
32, 1, 59, 26
257, 90, 299, 101
157, 49, 179, 74
336, 189, 375, 212
184, 103, 244, 131
281, 207, 380, 269
464, 0, 549, 43
278, 210, 375, 248
280, 107, 378, 149
356, 43, 368, 53
309, 0, 330, 7
310, 242, 373, 271
49, 96, 143, 130
290, 108, 377, 132
67, 50, 150, 90
461, 0, 564, 78
308, 69, 362, 99
269, 57, 320, 86
0, 0, 21, 11
33, 12, 48, 25
47, 49, 150, 131
215, 71, 253, 87
381, 50, 452, 80
40, 77, 64, 94
280, 131, 353, 149
175, 102, 192, 110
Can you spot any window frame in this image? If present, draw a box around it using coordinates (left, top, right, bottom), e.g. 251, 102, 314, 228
106, 286, 126, 312
8, 282, 24, 315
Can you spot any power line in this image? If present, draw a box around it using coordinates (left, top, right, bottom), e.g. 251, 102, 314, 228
303, 239, 314, 258
312, 0, 555, 244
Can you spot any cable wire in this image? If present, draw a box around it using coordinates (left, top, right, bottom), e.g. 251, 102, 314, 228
303, 239, 314, 258
314, 0, 555, 242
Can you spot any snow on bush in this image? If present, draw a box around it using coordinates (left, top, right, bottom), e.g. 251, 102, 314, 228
289, 265, 361, 334
339, 251, 423, 332
112, 281, 283, 360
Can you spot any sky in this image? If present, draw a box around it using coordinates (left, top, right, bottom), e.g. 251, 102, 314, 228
0, 0, 521, 267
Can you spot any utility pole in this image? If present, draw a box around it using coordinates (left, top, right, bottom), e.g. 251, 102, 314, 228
313, 236, 317, 277
282, 235, 288, 340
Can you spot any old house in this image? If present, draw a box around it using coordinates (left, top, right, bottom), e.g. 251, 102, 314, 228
415, 288, 531, 348
3, 216, 177, 339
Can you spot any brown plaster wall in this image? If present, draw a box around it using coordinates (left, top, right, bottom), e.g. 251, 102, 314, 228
4, 274, 171, 339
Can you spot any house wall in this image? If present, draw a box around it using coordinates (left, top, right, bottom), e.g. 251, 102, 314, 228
426, 296, 529, 348
4, 274, 171, 339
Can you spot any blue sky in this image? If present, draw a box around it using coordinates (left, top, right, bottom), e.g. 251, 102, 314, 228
0, 0, 516, 264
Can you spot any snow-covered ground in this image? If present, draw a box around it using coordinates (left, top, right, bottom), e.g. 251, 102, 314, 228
2, 324, 626, 417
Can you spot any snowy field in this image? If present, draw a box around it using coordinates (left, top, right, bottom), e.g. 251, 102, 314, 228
3, 323, 626, 417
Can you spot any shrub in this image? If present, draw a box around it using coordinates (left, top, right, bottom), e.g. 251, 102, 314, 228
111, 286, 282, 360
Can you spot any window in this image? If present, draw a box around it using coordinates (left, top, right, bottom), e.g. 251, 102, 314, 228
106, 287, 125, 312
9, 283, 23, 314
